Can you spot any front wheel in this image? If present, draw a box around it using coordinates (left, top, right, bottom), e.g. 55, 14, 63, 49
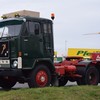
0, 77, 16, 89
28, 64, 51, 88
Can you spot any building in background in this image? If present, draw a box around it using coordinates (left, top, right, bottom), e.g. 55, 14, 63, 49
54, 51, 57, 57
54, 51, 63, 62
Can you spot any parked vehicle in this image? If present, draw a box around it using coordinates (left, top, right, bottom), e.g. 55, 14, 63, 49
0, 10, 99, 89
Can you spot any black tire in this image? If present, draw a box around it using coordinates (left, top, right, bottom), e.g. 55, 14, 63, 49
77, 77, 85, 85
58, 77, 68, 86
77, 67, 99, 85
85, 67, 99, 85
0, 77, 16, 89
28, 64, 51, 88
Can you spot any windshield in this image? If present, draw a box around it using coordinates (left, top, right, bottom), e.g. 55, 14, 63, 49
0, 19, 23, 37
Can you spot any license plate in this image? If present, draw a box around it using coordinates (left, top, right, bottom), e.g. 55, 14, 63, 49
0, 60, 10, 64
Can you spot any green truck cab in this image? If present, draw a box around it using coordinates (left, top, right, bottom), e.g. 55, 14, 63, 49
0, 11, 55, 89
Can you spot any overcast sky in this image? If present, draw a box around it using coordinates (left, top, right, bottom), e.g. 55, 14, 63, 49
0, 0, 100, 56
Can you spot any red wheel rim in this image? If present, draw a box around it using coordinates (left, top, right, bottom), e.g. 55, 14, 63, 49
36, 70, 48, 87
89, 73, 97, 84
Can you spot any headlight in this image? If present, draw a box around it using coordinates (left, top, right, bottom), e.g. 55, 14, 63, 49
13, 60, 18, 68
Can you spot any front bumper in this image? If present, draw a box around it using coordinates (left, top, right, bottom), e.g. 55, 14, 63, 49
0, 69, 23, 77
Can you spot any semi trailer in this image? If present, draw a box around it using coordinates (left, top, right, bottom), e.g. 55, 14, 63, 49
0, 10, 99, 89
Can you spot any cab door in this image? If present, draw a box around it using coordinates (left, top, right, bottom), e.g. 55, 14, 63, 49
42, 22, 54, 60
21, 21, 43, 68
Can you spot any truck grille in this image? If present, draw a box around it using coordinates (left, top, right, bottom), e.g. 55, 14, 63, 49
0, 41, 9, 57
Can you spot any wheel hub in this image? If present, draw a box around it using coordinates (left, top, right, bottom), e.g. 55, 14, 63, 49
40, 76, 45, 82
36, 70, 48, 87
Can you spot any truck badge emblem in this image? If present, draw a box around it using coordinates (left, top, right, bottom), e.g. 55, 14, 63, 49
1, 44, 6, 54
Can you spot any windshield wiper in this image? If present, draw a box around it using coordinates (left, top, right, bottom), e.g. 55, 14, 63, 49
1, 27, 5, 37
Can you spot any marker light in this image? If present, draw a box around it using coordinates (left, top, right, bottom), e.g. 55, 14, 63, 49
14, 13, 20, 17
51, 13, 55, 20
1, 15, 7, 19
18, 51, 22, 57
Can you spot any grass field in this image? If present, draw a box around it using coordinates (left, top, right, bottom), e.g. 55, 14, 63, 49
0, 86, 100, 100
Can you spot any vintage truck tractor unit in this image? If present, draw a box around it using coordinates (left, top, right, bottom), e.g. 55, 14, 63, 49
0, 10, 55, 89
0, 10, 99, 89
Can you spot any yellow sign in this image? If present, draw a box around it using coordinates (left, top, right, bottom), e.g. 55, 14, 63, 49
68, 48, 100, 58
54, 51, 57, 57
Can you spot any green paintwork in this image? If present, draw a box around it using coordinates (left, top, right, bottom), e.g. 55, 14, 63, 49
0, 16, 54, 70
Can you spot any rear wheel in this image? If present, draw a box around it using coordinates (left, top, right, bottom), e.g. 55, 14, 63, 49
77, 77, 85, 85
0, 77, 16, 89
77, 67, 99, 85
85, 67, 99, 85
58, 76, 68, 86
28, 64, 51, 88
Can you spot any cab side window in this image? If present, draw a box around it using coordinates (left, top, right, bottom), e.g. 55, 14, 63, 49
27, 21, 40, 35
22, 21, 40, 36
43, 23, 52, 34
